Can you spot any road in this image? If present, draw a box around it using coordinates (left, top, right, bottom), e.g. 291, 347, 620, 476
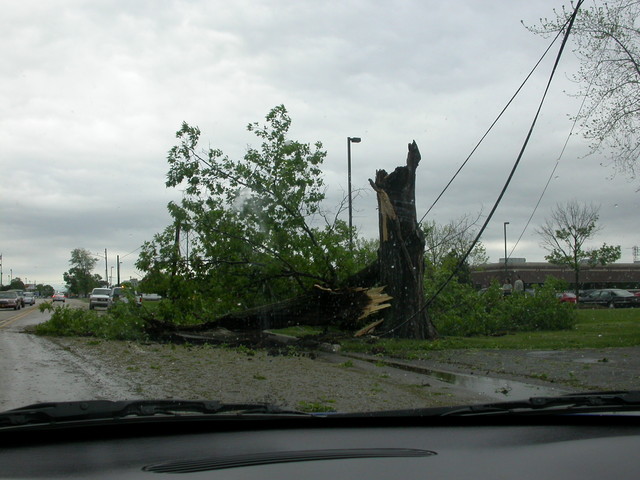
0, 299, 139, 411
2, 299, 619, 414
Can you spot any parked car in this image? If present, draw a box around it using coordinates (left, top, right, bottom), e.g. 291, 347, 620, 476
52, 293, 66, 303
556, 292, 577, 304
6, 289, 25, 307
578, 289, 640, 308
0, 291, 21, 310
22, 292, 36, 305
141, 293, 162, 301
89, 288, 111, 310
108, 286, 142, 307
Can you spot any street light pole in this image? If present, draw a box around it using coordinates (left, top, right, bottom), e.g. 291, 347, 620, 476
347, 136, 361, 249
503, 221, 510, 281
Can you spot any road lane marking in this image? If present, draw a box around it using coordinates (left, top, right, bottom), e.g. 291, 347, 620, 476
0, 308, 36, 329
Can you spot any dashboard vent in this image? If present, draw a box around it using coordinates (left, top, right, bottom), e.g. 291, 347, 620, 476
143, 448, 436, 473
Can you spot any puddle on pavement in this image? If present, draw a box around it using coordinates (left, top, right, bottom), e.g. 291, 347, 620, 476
420, 367, 568, 400
351, 355, 570, 400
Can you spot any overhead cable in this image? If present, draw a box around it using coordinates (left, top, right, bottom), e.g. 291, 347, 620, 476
383, 0, 585, 337
418, 28, 563, 224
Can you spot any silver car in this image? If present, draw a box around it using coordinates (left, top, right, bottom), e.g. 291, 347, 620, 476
22, 292, 36, 305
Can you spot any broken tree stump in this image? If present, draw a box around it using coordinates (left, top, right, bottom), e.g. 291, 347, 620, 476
369, 141, 438, 340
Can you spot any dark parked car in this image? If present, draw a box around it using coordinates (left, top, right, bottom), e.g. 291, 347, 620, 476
108, 286, 142, 307
578, 289, 640, 308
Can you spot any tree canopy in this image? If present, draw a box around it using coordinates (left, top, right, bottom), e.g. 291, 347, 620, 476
526, 0, 640, 180
137, 105, 371, 316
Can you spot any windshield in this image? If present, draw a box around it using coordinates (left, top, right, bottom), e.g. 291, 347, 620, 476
2, 1, 639, 416
611, 290, 634, 297
92, 289, 111, 296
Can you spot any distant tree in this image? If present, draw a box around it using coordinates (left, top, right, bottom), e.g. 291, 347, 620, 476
36, 284, 55, 297
8, 278, 25, 290
536, 201, 621, 295
526, 1, 640, 180
422, 214, 489, 268
63, 248, 101, 297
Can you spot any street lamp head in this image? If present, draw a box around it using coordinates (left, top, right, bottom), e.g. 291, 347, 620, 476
348, 137, 361, 143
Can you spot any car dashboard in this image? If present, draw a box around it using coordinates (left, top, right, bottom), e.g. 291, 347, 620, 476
2, 416, 639, 479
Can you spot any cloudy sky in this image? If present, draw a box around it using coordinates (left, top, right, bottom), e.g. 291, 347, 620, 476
2, 0, 639, 291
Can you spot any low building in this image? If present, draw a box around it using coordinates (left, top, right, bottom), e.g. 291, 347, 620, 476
471, 260, 640, 290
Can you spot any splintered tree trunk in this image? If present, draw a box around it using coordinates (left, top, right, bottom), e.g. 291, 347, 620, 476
370, 141, 438, 340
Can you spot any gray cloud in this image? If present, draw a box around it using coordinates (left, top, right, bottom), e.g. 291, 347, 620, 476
2, 0, 638, 290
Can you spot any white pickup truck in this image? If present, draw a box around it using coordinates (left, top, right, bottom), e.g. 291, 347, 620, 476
89, 288, 111, 309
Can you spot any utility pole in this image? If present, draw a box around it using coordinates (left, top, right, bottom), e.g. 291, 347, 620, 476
347, 136, 361, 249
104, 248, 108, 288
117, 255, 121, 285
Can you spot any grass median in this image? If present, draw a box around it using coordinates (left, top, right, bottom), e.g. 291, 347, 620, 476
35, 301, 640, 353
336, 308, 640, 357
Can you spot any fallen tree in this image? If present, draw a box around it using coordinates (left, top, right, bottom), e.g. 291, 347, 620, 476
138, 107, 437, 340
145, 284, 392, 338
142, 142, 437, 342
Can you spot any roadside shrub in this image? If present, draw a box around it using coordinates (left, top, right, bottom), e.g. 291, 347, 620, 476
96, 302, 149, 340
497, 282, 576, 332
430, 279, 576, 337
427, 279, 494, 337
35, 303, 148, 341
152, 296, 213, 326
35, 303, 98, 337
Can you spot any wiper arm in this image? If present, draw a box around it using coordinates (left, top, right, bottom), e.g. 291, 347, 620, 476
438, 391, 640, 417
0, 400, 310, 428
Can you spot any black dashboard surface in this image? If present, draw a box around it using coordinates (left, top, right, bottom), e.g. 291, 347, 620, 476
2, 419, 640, 479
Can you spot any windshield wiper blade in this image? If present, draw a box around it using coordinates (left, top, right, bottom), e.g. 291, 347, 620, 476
0, 400, 310, 428
437, 391, 640, 417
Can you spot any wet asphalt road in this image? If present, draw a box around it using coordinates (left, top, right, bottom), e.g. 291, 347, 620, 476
0, 300, 139, 411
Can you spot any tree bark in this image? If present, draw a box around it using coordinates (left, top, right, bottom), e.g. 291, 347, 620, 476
369, 141, 438, 340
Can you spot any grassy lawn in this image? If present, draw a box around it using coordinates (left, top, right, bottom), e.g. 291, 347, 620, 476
330, 308, 640, 355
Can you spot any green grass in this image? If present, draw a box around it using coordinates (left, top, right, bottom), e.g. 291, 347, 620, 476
340, 309, 640, 355
268, 325, 331, 336
36, 301, 640, 354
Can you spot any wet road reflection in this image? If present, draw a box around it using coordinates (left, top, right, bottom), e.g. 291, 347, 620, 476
0, 300, 138, 411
